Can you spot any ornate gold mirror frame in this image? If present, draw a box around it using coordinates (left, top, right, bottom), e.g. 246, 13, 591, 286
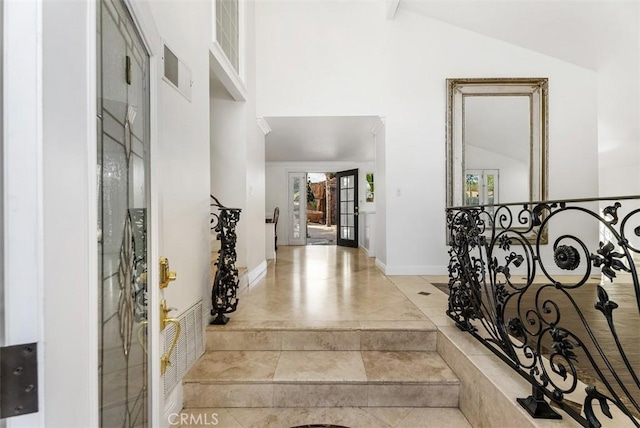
446, 77, 549, 243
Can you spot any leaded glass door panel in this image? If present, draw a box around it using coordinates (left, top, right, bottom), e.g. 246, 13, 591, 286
98, 0, 150, 425
288, 172, 307, 245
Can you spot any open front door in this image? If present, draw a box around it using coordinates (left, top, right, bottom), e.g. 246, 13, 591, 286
336, 169, 359, 248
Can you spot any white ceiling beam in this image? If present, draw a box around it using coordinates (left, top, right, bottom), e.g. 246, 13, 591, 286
386, 0, 401, 20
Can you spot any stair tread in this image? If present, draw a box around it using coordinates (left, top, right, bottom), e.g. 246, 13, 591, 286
177, 407, 473, 427
205, 319, 437, 332
184, 350, 459, 385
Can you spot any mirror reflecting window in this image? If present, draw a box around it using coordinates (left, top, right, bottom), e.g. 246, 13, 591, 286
446, 77, 548, 241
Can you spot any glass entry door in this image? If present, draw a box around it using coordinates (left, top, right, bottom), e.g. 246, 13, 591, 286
288, 172, 307, 245
98, 0, 150, 426
336, 169, 358, 248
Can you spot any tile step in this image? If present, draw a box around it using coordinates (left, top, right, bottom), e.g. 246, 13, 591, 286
176, 407, 473, 427
183, 350, 459, 408
205, 320, 438, 351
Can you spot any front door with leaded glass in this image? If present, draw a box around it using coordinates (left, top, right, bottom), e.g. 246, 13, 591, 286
98, 0, 150, 425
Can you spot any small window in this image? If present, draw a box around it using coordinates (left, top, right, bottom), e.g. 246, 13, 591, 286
365, 173, 374, 202
216, 0, 239, 72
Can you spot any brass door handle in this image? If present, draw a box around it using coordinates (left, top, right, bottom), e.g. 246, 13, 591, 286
159, 298, 181, 375
159, 257, 177, 289
161, 317, 180, 375
136, 301, 182, 375
160, 299, 177, 330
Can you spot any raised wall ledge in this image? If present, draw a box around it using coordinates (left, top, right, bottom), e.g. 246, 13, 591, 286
432, 303, 634, 427
394, 278, 637, 428
209, 42, 247, 101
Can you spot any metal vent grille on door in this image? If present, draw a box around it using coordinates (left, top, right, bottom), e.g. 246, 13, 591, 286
163, 301, 205, 395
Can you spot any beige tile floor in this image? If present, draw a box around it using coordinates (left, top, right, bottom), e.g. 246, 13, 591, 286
232, 245, 430, 322
197, 245, 640, 427
182, 245, 472, 427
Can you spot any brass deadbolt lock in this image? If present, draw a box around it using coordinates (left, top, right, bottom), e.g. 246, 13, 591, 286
159, 257, 177, 289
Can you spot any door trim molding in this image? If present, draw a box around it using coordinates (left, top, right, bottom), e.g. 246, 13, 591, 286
4, 0, 45, 425
87, 1, 99, 425
121, 0, 164, 425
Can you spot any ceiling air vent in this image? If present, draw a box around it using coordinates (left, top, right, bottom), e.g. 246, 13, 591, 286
163, 43, 192, 101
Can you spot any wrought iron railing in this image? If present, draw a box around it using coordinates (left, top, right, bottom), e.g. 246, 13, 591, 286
446, 196, 640, 427
210, 195, 241, 325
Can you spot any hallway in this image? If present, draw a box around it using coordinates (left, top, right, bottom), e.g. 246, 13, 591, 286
233, 245, 431, 322
181, 246, 470, 427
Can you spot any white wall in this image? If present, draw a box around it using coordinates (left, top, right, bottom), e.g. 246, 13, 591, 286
210, 0, 266, 278
596, 12, 640, 200
210, 79, 249, 269
596, 8, 640, 256
266, 161, 374, 246
148, 1, 212, 315
243, 1, 267, 277
256, 1, 600, 274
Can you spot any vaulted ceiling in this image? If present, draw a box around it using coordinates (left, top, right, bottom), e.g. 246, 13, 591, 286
263, 1, 638, 163
399, 0, 638, 71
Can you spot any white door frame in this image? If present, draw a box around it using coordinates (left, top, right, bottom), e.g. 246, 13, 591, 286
3, 0, 44, 426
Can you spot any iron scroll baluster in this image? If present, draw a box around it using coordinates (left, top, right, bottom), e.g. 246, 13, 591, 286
210, 195, 242, 325
446, 196, 640, 427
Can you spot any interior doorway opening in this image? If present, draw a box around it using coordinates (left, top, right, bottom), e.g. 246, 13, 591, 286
306, 172, 337, 245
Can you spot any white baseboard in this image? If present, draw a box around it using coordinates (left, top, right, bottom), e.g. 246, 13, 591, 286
163, 383, 183, 427
383, 265, 448, 275
248, 260, 267, 285
374, 260, 448, 276
238, 269, 249, 290
360, 244, 376, 258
